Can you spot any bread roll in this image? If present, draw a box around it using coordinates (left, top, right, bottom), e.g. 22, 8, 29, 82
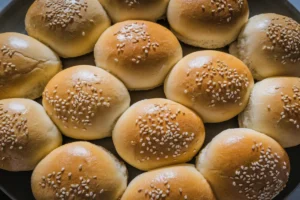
99, 0, 169, 22
121, 164, 216, 200
42, 65, 130, 140
196, 128, 290, 200
25, 0, 111, 58
239, 77, 300, 148
31, 142, 127, 200
229, 13, 300, 80
0, 98, 62, 171
94, 20, 182, 90
113, 98, 205, 171
0, 32, 61, 100
167, 0, 249, 48
164, 50, 254, 123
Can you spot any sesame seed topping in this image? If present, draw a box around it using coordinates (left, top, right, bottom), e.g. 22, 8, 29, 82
44, 0, 88, 29
278, 86, 300, 129
135, 104, 196, 163
125, 0, 139, 7
137, 177, 188, 199
40, 165, 102, 199
205, 0, 245, 22
114, 22, 160, 65
231, 142, 289, 200
0, 104, 28, 159
43, 77, 112, 131
184, 60, 250, 107
264, 17, 300, 64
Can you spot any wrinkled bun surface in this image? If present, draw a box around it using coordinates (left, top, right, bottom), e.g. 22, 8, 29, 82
239, 77, 300, 147
0, 32, 61, 100
25, 0, 111, 58
0, 98, 62, 171
31, 142, 128, 200
113, 98, 205, 171
43, 65, 130, 140
99, 0, 169, 22
196, 128, 290, 200
167, 0, 249, 48
121, 164, 216, 200
229, 13, 300, 80
94, 20, 182, 90
164, 51, 254, 123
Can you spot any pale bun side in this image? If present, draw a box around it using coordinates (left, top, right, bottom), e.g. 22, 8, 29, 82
113, 98, 205, 171
0, 98, 62, 171
239, 77, 300, 147
25, 0, 111, 58
164, 50, 254, 123
99, 0, 169, 22
94, 20, 182, 90
196, 128, 290, 200
31, 142, 128, 200
121, 164, 216, 200
43, 65, 130, 140
167, 0, 249, 48
229, 13, 300, 80
0, 32, 62, 100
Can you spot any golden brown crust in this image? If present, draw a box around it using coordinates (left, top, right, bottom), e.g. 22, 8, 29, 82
164, 50, 254, 123
0, 98, 62, 171
42, 65, 130, 140
239, 77, 300, 147
31, 142, 128, 200
230, 13, 300, 80
94, 20, 182, 90
121, 164, 216, 200
0, 32, 62, 99
167, 0, 249, 48
196, 128, 290, 200
99, 0, 169, 22
25, 0, 111, 58
113, 98, 205, 171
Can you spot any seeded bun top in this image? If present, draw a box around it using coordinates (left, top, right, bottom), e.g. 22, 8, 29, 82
31, 142, 128, 200
0, 32, 61, 100
113, 98, 205, 171
94, 20, 182, 90
42, 65, 130, 140
196, 128, 290, 200
164, 50, 254, 123
99, 0, 169, 22
121, 164, 216, 200
230, 13, 300, 80
239, 77, 300, 148
0, 98, 62, 171
25, 0, 111, 58
167, 0, 249, 48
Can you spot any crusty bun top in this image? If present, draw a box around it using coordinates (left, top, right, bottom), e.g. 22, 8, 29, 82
0, 32, 62, 99
0, 98, 62, 171
25, 0, 111, 58
239, 77, 300, 147
196, 128, 290, 200
121, 164, 216, 200
113, 98, 205, 171
94, 20, 182, 90
99, 0, 169, 22
43, 65, 130, 140
0, 32, 60, 81
31, 142, 128, 200
230, 13, 300, 80
164, 50, 254, 123
167, 0, 249, 48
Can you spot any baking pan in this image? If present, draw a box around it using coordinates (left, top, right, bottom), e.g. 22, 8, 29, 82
0, 0, 300, 199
